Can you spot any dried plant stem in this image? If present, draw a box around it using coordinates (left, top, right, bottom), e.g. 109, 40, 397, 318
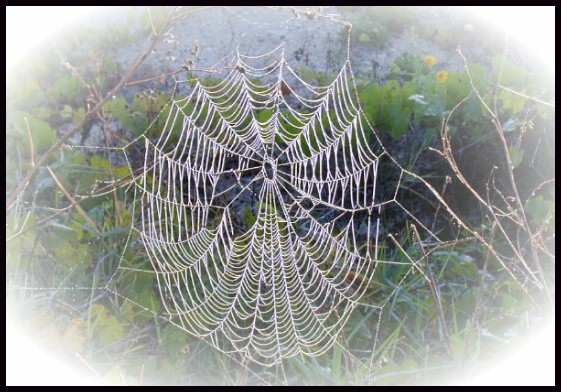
497, 84, 555, 109
458, 48, 550, 298
24, 117, 36, 167
47, 166, 101, 235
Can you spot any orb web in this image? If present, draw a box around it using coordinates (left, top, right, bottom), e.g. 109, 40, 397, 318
127, 45, 430, 366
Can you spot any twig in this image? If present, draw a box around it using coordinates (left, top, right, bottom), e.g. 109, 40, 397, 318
124, 66, 223, 87
458, 48, 549, 297
147, 7, 158, 36
24, 117, 36, 167
74, 351, 103, 380
410, 224, 452, 356
47, 166, 101, 235
497, 84, 555, 108
438, 93, 535, 285
6, 206, 72, 242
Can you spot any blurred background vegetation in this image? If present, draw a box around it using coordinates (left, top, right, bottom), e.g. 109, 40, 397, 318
6, 6, 555, 385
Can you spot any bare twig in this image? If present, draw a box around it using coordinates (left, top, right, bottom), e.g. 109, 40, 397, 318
47, 166, 101, 235
24, 117, 36, 168
458, 48, 550, 298
497, 84, 555, 108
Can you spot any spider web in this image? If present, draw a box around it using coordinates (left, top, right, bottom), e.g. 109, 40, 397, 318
7, 8, 454, 380
107, 44, 437, 367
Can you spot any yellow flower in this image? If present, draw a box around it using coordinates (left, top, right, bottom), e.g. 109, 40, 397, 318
424, 55, 438, 67
436, 70, 449, 82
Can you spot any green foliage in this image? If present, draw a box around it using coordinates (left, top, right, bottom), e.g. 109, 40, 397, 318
124, 272, 161, 319
90, 304, 126, 346
104, 96, 148, 136
498, 90, 526, 114
10, 111, 57, 153
96, 59, 122, 93
47, 75, 85, 105
389, 53, 425, 80
526, 195, 554, 225
133, 92, 170, 114
359, 80, 415, 139
492, 55, 534, 115
90, 154, 130, 178
52, 236, 91, 267
358, 53, 493, 142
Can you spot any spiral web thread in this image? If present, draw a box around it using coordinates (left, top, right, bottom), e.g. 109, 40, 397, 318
7, 8, 447, 378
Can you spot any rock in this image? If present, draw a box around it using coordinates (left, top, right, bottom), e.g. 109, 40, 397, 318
83, 123, 106, 147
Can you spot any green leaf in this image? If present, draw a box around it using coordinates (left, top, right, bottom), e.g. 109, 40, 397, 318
526, 195, 554, 224
103, 96, 148, 136
359, 80, 414, 139
47, 75, 84, 104
11, 112, 56, 152
445, 72, 471, 108
7, 215, 38, 269
103, 96, 127, 116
